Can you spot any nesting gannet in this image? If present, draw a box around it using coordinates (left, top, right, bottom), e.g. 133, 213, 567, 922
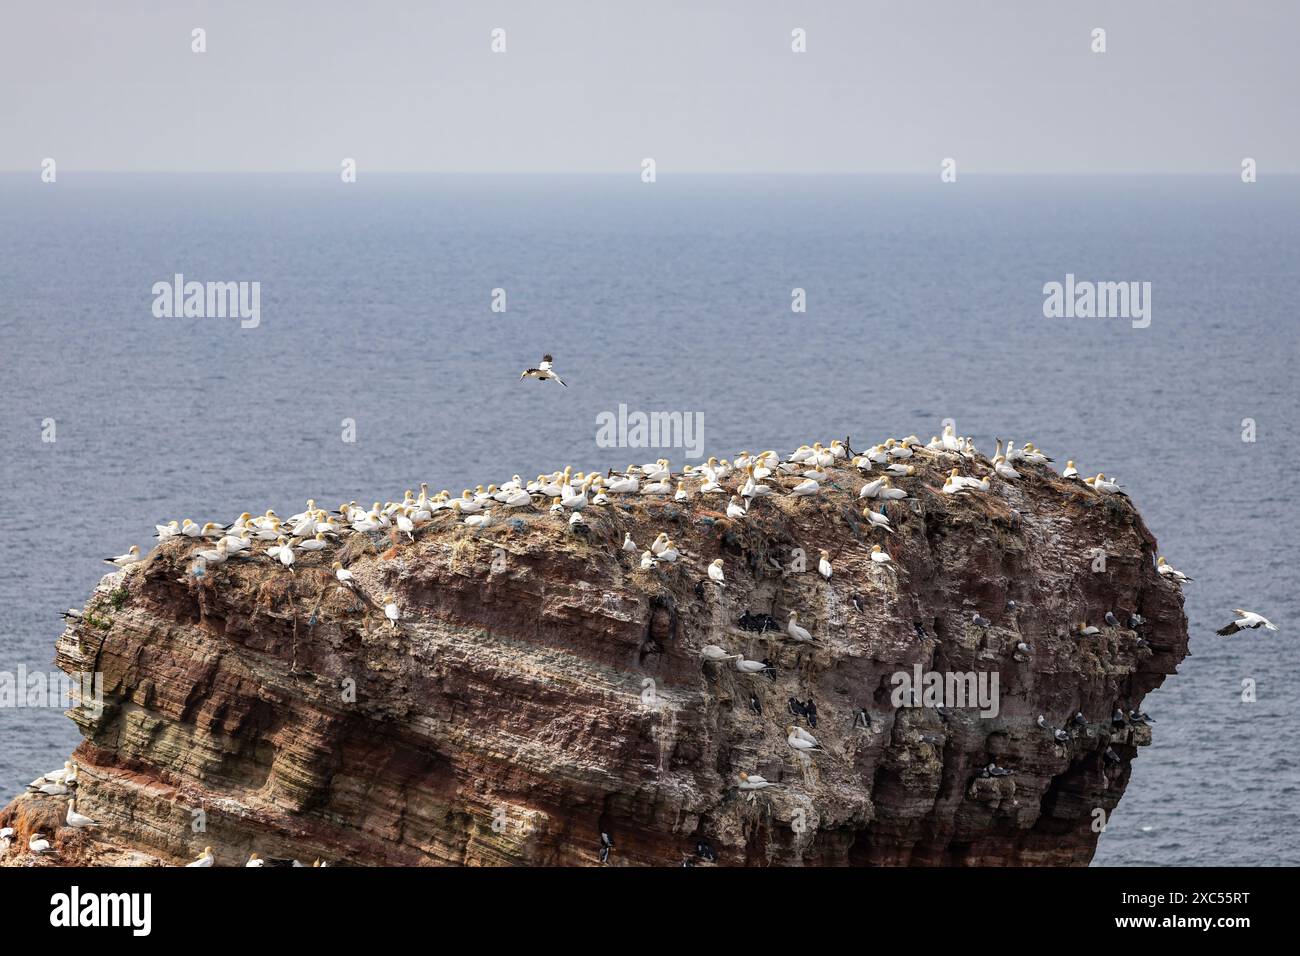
737, 772, 782, 791
246, 853, 265, 867
700, 644, 740, 662
862, 505, 894, 533
267, 538, 295, 568
29, 833, 54, 855
1156, 556, 1192, 583
155, 521, 181, 540
735, 656, 772, 674
818, 549, 832, 580
65, 800, 98, 828
194, 541, 229, 564
0, 827, 13, 854
726, 495, 748, 519
641, 478, 672, 496
639, 550, 655, 570
465, 510, 495, 528
993, 456, 1020, 480
1216, 610, 1278, 635
869, 545, 891, 564
786, 725, 825, 753
707, 559, 726, 586
860, 479, 887, 504
383, 595, 401, 628
186, 847, 215, 867
1078, 622, 1100, 637
883, 463, 914, 477
1091, 473, 1124, 496
656, 540, 680, 562
519, 353, 567, 387
790, 477, 820, 497
622, 533, 638, 552
331, 561, 356, 588
878, 480, 909, 500
103, 545, 142, 568
1062, 460, 1079, 480
29, 761, 75, 788
29, 781, 71, 796
786, 611, 816, 644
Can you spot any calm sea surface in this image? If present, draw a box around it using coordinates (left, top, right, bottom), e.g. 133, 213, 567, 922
1, 174, 1296, 864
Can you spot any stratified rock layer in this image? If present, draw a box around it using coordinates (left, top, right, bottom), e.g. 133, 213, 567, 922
1, 443, 1189, 866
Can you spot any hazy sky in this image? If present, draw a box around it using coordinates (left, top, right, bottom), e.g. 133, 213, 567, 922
2, 0, 1297, 173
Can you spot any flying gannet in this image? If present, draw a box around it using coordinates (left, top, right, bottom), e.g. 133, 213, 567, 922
1216, 610, 1278, 635
520, 354, 567, 387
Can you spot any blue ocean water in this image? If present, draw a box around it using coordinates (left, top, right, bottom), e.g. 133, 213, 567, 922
0, 173, 1296, 864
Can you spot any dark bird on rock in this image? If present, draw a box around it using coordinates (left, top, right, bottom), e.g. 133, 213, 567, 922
598, 831, 614, 864
749, 693, 762, 716
694, 840, 716, 863
1073, 712, 1088, 727
1112, 708, 1127, 727
1104, 747, 1121, 765
972, 612, 990, 628
1128, 612, 1146, 628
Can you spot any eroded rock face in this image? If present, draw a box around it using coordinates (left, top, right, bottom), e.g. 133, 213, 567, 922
1, 446, 1189, 866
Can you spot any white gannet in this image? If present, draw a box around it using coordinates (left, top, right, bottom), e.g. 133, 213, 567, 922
194, 541, 229, 565
567, 510, 585, 528
29, 833, 54, 855
180, 519, 202, 538
245, 852, 265, 867
639, 550, 655, 570
606, 474, 639, 494
155, 521, 181, 540
786, 725, 825, 753
1062, 460, 1079, 480
622, 532, 638, 552
267, 538, 295, 568
859, 477, 886, 499
642, 459, 670, 482
394, 513, 416, 540
786, 611, 816, 644
1092, 473, 1124, 496
993, 456, 1021, 480
726, 495, 748, 519
0, 826, 12, 853
700, 644, 740, 662
942, 468, 972, 495
650, 533, 670, 555
28, 780, 69, 796
332, 561, 357, 588
735, 656, 772, 674
29, 761, 75, 788
829, 439, 847, 460
186, 846, 215, 867
818, 549, 832, 580
103, 545, 142, 568
674, 481, 688, 502
1156, 556, 1192, 584
1078, 622, 1100, 637
790, 477, 819, 497
883, 463, 914, 477
505, 488, 533, 508
869, 544, 891, 564
297, 531, 330, 552
519, 353, 567, 387
708, 558, 726, 586
1216, 610, 1278, 635
862, 505, 894, 533
465, 510, 496, 528
656, 540, 680, 562
737, 773, 782, 791
383, 595, 401, 628
65, 799, 98, 828
640, 478, 672, 496
878, 480, 909, 500
941, 424, 962, 452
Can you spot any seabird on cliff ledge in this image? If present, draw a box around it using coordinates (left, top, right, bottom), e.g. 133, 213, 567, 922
738, 772, 782, 791
29, 833, 54, 855
818, 549, 833, 580
383, 595, 401, 629
65, 799, 98, 828
708, 559, 726, 586
186, 847, 215, 867
103, 545, 142, 568
1156, 556, 1192, 584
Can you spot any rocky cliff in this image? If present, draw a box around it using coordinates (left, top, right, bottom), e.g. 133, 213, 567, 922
1, 441, 1189, 866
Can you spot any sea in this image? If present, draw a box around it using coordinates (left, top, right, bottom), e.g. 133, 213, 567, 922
1, 173, 1296, 865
